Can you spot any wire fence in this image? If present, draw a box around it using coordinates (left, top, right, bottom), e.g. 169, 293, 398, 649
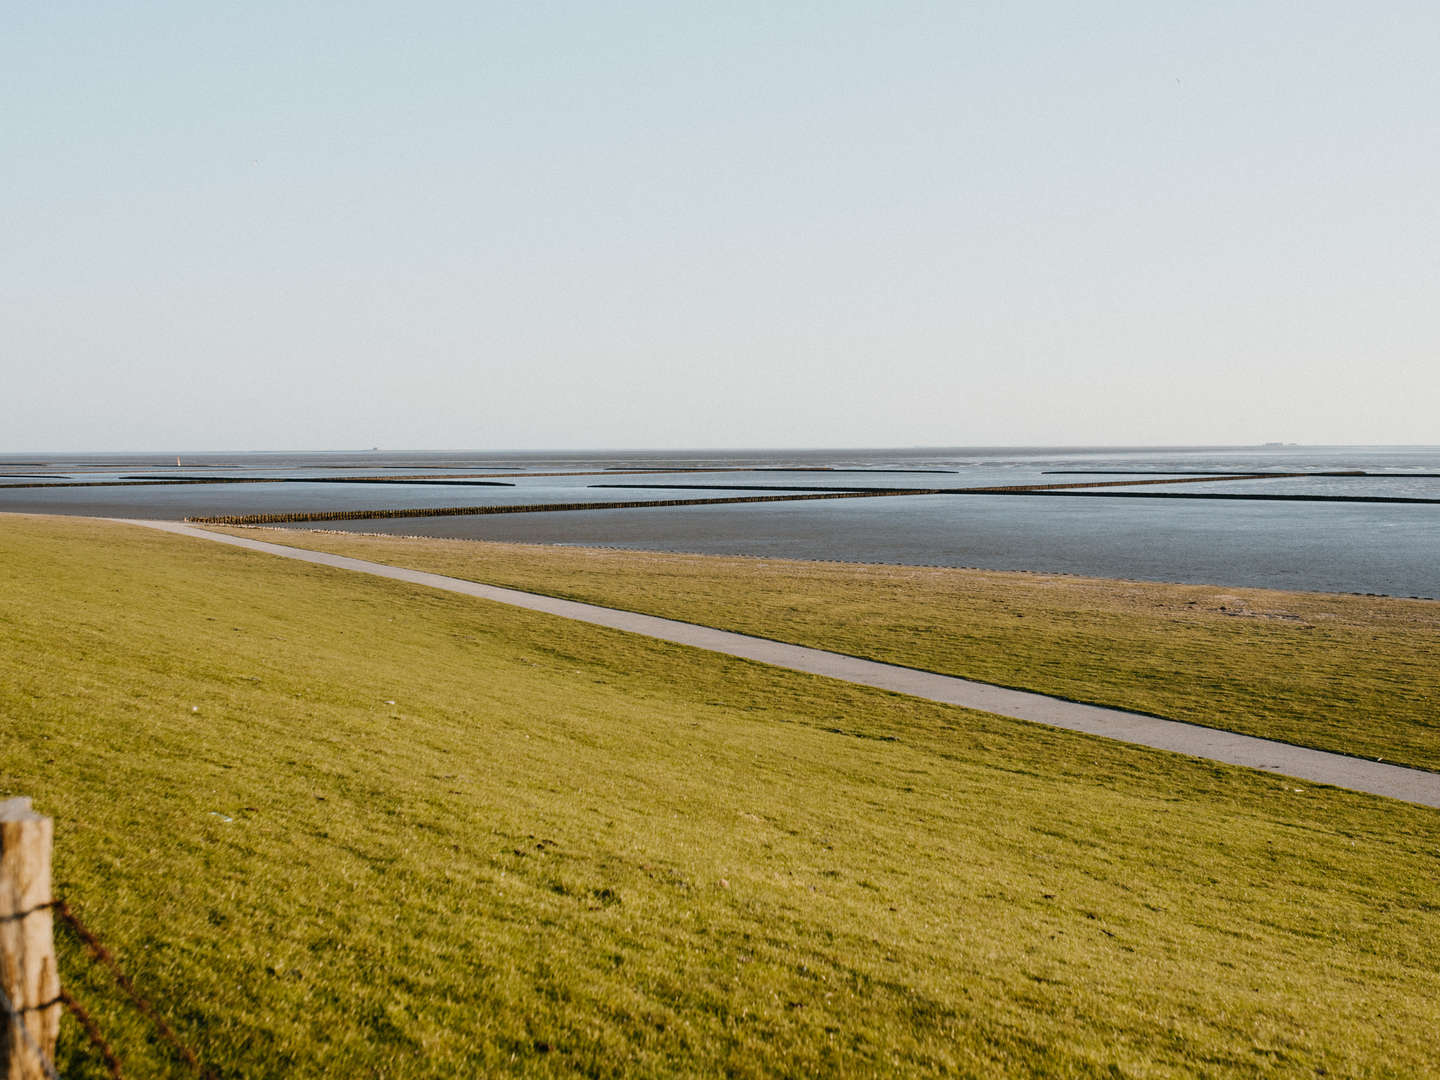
2, 898, 215, 1080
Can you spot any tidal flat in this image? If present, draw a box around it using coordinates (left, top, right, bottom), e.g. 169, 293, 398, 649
3, 447, 1438, 597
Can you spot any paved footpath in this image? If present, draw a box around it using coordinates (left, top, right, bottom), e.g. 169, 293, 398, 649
120, 518, 1440, 810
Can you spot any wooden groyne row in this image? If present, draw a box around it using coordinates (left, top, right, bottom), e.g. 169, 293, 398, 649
186, 489, 919, 526
0, 467, 816, 490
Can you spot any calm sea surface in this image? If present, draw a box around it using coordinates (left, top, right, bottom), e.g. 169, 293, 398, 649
3, 446, 1436, 598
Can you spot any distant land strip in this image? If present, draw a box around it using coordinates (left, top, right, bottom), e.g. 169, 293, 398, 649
18, 471, 1258, 495
126, 471, 753, 482
0, 478, 512, 489
0, 468, 822, 490
122, 476, 518, 487
0, 479, 247, 490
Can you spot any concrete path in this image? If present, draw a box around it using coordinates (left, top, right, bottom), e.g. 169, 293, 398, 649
119, 518, 1440, 810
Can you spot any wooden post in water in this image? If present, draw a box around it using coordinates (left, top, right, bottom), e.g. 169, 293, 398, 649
0, 798, 59, 1080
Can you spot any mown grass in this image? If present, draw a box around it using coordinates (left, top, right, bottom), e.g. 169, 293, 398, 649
221, 527, 1440, 773
1, 514, 1437, 1078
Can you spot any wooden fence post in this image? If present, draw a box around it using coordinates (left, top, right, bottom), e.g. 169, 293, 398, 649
0, 798, 59, 1080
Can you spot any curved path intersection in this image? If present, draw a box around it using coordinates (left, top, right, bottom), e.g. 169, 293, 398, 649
122, 518, 1440, 810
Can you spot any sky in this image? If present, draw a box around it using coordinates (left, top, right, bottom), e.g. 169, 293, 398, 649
4, 1, 1437, 451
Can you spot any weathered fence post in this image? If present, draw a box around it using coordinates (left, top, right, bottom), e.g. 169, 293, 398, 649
0, 798, 59, 1080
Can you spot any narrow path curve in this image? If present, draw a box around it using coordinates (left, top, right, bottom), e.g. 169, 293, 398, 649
118, 518, 1440, 810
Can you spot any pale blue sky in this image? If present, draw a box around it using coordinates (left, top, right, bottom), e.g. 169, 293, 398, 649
4, 2, 1437, 450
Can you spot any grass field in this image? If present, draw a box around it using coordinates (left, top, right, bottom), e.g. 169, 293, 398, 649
217, 526, 1440, 773
3, 514, 1439, 1077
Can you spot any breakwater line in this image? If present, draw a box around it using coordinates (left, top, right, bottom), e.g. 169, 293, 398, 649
185, 489, 920, 526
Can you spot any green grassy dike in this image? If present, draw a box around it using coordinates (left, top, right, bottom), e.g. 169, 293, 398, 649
216, 526, 1440, 773
2, 514, 1437, 1078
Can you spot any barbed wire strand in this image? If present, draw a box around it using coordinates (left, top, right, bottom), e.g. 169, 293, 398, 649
52, 900, 218, 1080
59, 988, 125, 1079
0, 979, 62, 1080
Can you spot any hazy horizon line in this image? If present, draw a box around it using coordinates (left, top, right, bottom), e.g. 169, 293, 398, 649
6, 443, 1439, 457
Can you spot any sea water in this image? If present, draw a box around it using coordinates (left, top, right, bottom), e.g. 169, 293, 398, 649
2, 447, 1436, 597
